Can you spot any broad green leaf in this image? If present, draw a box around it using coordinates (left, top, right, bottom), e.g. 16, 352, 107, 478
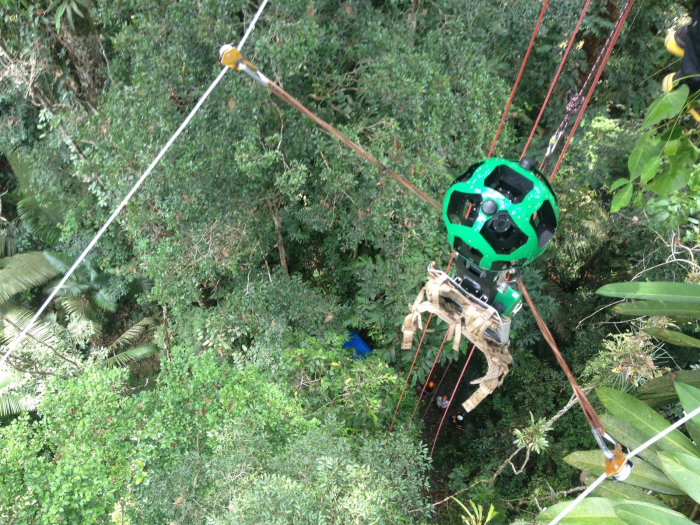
639, 391, 686, 409
611, 184, 633, 213
642, 85, 690, 129
629, 131, 662, 180
597, 282, 700, 302
639, 157, 663, 185
686, 420, 700, 447
610, 178, 631, 192
658, 452, 700, 503
675, 383, 700, 435
598, 387, 700, 459
642, 328, 700, 347
639, 372, 700, 394
646, 163, 693, 195
615, 502, 694, 525
600, 414, 662, 469
657, 125, 685, 144
665, 139, 680, 156
585, 474, 668, 507
536, 497, 625, 524
613, 301, 700, 318
564, 450, 683, 494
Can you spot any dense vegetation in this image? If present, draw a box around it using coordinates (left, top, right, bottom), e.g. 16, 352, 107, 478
2, 0, 700, 523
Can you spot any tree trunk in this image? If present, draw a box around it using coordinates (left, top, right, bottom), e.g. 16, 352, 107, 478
54, 11, 104, 112
269, 202, 289, 277
582, 0, 618, 81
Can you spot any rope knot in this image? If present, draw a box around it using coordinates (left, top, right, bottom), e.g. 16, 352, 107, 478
566, 94, 584, 113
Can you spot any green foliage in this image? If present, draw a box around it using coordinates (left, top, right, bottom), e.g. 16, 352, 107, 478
102, 342, 159, 367
597, 281, 700, 302
580, 329, 666, 392
609, 85, 700, 226
451, 498, 498, 525
0, 339, 431, 523
1, 0, 694, 522
537, 384, 700, 524
513, 412, 550, 455
51, 0, 91, 32
538, 498, 693, 525
638, 370, 700, 409
0, 252, 62, 303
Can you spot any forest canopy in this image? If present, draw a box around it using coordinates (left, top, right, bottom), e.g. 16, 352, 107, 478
2, 0, 700, 523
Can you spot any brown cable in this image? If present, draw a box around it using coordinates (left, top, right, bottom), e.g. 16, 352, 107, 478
515, 275, 604, 435
266, 82, 441, 211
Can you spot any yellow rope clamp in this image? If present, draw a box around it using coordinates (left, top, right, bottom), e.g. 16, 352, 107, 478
220, 45, 256, 71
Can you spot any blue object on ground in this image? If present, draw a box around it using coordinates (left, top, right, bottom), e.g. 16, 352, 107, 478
343, 332, 372, 359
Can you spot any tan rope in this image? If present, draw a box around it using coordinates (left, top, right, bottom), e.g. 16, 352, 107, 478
515, 275, 604, 435
266, 82, 441, 211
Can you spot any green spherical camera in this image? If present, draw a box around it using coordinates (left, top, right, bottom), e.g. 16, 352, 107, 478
443, 158, 559, 271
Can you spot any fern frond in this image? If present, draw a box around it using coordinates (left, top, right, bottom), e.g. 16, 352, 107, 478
17, 196, 63, 246
103, 343, 159, 367
61, 296, 96, 321
110, 316, 160, 351
0, 252, 62, 303
0, 306, 58, 348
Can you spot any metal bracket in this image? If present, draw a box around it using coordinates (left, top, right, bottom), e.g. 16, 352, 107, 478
219, 44, 270, 86
592, 428, 634, 482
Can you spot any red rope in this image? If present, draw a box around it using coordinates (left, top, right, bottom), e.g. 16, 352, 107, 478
549, 0, 636, 181
423, 361, 451, 419
487, 0, 551, 159
430, 343, 477, 457
388, 312, 433, 435
407, 330, 450, 427
388, 252, 457, 435
521, 0, 594, 159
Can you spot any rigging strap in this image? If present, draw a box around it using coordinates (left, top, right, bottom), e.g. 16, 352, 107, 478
402, 263, 513, 413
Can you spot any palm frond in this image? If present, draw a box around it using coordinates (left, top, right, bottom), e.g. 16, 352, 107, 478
0, 393, 25, 418
61, 295, 96, 321
103, 343, 160, 368
0, 306, 58, 348
45, 278, 91, 298
110, 316, 160, 351
131, 277, 153, 296
17, 196, 63, 246
43, 251, 75, 274
0, 234, 17, 258
0, 369, 15, 390
0, 252, 62, 303
91, 288, 117, 312
4, 147, 32, 193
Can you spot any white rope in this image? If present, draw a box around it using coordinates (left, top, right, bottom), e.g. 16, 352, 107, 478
549, 403, 700, 524
0, 0, 270, 368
